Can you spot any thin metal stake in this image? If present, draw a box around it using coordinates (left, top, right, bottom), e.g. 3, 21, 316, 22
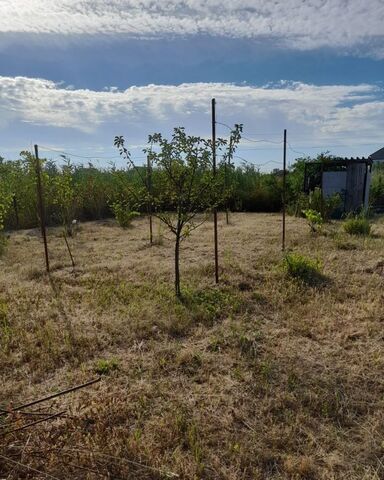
34, 144, 50, 272
147, 154, 153, 245
212, 98, 219, 283
282, 129, 287, 252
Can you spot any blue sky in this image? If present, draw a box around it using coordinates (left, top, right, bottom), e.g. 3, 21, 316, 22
1, 1, 384, 170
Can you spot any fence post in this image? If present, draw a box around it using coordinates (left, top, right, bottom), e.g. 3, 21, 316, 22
282, 129, 287, 252
12, 195, 19, 229
212, 98, 219, 284
147, 154, 153, 245
34, 145, 50, 273
225, 135, 232, 225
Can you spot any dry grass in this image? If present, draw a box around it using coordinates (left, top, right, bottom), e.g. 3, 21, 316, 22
0, 213, 383, 479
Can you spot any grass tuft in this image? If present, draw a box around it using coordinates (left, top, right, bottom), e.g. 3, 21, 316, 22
94, 358, 119, 375
343, 216, 371, 236
282, 252, 324, 285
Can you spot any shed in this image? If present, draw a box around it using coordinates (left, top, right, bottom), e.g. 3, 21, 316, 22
303, 157, 372, 213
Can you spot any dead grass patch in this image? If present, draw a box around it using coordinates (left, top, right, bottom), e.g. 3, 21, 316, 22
0, 213, 383, 479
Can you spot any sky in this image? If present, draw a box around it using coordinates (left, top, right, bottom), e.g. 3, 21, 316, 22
0, 0, 384, 170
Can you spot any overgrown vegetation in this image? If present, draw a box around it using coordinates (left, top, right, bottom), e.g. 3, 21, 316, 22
370, 162, 384, 209
4, 152, 381, 232
110, 200, 140, 228
343, 213, 371, 236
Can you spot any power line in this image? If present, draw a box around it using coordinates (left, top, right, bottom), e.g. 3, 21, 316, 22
287, 142, 306, 157
241, 135, 282, 145
37, 145, 147, 164
38, 145, 122, 161
216, 121, 283, 145
233, 155, 281, 167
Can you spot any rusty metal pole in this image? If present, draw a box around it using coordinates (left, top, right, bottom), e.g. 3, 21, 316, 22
34, 144, 50, 273
225, 135, 232, 225
12, 195, 19, 229
282, 129, 287, 252
147, 154, 153, 245
212, 98, 219, 283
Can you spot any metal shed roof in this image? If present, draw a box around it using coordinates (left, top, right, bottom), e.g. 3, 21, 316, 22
369, 147, 384, 161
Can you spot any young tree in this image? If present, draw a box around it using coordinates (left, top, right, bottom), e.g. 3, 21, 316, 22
222, 124, 243, 224
0, 161, 12, 234
114, 126, 241, 297
0, 183, 12, 253
52, 157, 78, 236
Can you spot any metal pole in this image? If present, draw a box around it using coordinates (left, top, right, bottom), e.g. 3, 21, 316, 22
34, 144, 50, 273
282, 129, 287, 252
320, 160, 324, 217
12, 194, 19, 229
0, 377, 100, 415
212, 98, 219, 283
225, 135, 232, 225
147, 154, 153, 245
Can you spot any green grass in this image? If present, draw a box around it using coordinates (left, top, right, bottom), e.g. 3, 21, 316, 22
282, 252, 324, 285
94, 358, 119, 375
343, 217, 371, 236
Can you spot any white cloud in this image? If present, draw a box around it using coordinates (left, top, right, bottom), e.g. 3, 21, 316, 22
0, 1, 383, 56
0, 76, 383, 149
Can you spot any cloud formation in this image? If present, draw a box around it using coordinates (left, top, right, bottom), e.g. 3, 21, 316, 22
0, 76, 382, 142
0, 1, 383, 56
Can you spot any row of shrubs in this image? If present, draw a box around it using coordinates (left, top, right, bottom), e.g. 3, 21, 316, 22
0, 152, 383, 231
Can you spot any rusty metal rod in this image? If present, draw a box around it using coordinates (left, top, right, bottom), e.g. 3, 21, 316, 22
212, 98, 219, 283
34, 144, 50, 272
0, 453, 61, 480
1, 410, 65, 436
0, 377, 100, 417
282, 129, 287, 252
147, 153, 153, 245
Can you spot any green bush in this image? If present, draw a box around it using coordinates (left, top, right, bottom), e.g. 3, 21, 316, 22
282, 253, 323, 284
0, 235, 6, 256
302, 208, 323, 233
343, 216, 371, 236
370, 163, 384, 208
110, 201, 140, 228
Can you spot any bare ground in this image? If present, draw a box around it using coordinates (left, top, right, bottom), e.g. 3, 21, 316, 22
0, 213, 383, 479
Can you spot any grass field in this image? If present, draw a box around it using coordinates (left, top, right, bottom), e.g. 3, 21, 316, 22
1, 212, 383, 479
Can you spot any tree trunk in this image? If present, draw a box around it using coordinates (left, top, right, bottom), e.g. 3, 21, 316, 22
175, 231, 181, 298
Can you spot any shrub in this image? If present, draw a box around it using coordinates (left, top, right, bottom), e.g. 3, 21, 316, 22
343, 216, 371, 236
110, 201, 139, 228
282, 252, 323, 284
302, 208, 323, 233
0, 234, 6, 256
0, 299, 11, 352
